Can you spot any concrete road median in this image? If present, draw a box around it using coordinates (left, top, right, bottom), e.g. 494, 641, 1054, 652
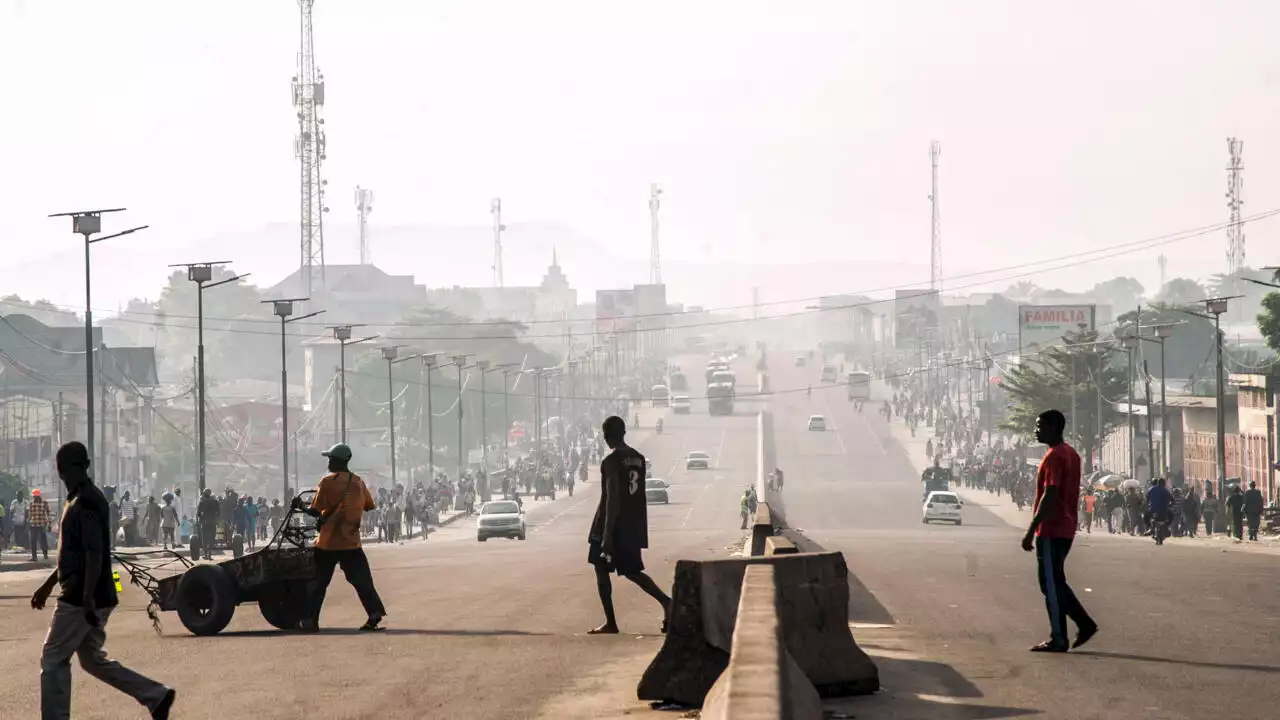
637, 551, 879, 706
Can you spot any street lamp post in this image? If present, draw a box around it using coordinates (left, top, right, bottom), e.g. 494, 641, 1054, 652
483, 362, 519, 477
420, 353, 442, 479
1137, 323, 1178, 476
1205, 297, 1232, 495
381, 346, 404, 486
451, 354, 476, 481
1121, 332, 1139, 480
49, 208, 146, 478
261, 298, 324, 502
982, 356, 993, 445
172, 261, 249, 493
328, 324, 378, 444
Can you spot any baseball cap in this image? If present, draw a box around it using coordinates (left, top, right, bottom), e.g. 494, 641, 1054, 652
322, 443, 353, 461
31, 489, 40, 497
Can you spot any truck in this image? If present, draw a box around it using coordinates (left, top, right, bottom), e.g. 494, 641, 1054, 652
708, 383, 735, 415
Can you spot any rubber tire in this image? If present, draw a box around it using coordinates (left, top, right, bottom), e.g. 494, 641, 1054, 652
188, 533, 202, 561
518, 533, 526, 541
176, 563, 237, 636
955, 519, 962, 526
478, 535, 487, 542
921, 518, 929, 524
231, 534, 245, 558
257, 581, 310, 630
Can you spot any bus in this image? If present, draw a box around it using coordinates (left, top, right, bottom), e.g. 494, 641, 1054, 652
847, 371, 871, 400
708, 383, 735, 415
651, 384, 671, 407
670, 371, 688, 392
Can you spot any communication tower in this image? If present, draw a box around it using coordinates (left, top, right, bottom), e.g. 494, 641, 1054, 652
292, 0, 329, 294
1226, 137, 1245, 275
649, 183, 663, 285
355, 186, 373, 265
492, 198, 506, 287
929, 141, 942, 292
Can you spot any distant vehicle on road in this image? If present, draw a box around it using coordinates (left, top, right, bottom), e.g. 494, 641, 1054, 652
820, 364, 838, 383
922, 491, 963, 525
686, 451, 710, 470
708, 383, 734, 415
651, 384, 670, 407
670, 371, 688, 391
793, 356, 807, 367
847, 371, 871, 400
645, 479, 670, 504
477, 500, 527, 541
807, 414, 827, 431
672, 395, 692, 414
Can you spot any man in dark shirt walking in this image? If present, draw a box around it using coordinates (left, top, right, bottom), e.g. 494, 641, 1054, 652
31, 441, 175, 720
587, 416, 672, 634
1243, 480, 1265, 541
1021, 410, 1097, 653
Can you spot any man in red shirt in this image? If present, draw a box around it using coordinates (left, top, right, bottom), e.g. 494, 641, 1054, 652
1021, 409, 1097, 653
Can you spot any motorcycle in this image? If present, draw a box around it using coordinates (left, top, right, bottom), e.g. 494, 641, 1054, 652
656, 419, 664, 434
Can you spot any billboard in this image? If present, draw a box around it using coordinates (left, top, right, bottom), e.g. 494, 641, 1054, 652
894, 290, 940, 350
1018, 305, 1096, 355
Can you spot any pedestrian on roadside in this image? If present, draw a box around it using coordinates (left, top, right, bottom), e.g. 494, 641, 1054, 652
1243, 481, 1264, 541
159, 495, 179, 551
586, 415, 672, 635
11, 494, 28, 552
299, 443, 386, 632
1021, 409, 1097, 653
28, 489, 53, 561
1225, 485, 1245, 541
1201, 491, 1220, 536
739, 490, 751, 530
31, 441, 176, 720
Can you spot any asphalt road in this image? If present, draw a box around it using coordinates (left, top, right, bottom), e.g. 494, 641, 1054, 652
0, 355, 755, 720
769, 353, 1280, 720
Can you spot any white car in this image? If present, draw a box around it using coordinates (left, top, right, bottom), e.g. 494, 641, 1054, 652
686, 450, 710, 470
476, 500, 527, 541
672, 395, 692, 414
645, 479, 670, 504
807, 415, 827, 431
922, 491, 963, 525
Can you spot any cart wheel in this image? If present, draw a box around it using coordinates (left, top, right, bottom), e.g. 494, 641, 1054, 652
231, 534, 245, 558
176, 563, 237, 636
257, 581, 310, 630
188, 534, 202, 561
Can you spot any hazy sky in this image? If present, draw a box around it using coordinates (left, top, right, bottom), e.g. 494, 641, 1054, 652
3, 0, 1280, 313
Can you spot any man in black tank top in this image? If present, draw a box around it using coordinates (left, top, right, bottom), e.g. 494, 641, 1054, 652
586, 416, 671, 634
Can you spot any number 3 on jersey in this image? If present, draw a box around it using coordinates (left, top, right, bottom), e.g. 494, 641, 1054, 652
628, 470, 640, 495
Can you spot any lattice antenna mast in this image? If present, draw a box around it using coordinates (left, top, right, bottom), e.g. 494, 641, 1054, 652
1226, 137, 1245, 275
649, 183, 663, 284
492, 198, 506, 287
292, 0, 329, 295
1157, 253, 1167, 291
355, 186, 374, 265
929, 141, 942, 292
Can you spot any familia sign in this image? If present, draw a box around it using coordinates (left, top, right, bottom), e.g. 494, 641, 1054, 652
1018, 305, 1096, 354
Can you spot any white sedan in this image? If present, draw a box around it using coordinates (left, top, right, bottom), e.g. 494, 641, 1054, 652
476, 500, 527, 541
807, 415, 827, 431
922, 491, 963, 525
686, 451, 710, 470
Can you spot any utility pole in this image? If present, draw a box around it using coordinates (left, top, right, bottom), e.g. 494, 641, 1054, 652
1122, 331, 1138, 480
355, 186, 374, 265
929, 141, 942, 293
491, 198, 506, 287
649, 183, 663, 285
49, 208, 146, 478
1157, 253, 1168, 293
452, 354, 476, 481
293, 0, 330, 295
421, 353, 442, 478
1205, 297, 1233, 495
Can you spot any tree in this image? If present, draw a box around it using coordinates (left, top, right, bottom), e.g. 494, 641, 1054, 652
972, 293, 1020, 345
1256, 291, 1280, 354
999, 330, 1128, 472
153, 266, 274, 383
0, 294, 80, 327
342, 305, 561, 473
0, 470, 26, 508
1114, 304, 1218, 384
1089, 277, 1144, 314
1006, 281, 1040, 298
1154, 278, 1204, 305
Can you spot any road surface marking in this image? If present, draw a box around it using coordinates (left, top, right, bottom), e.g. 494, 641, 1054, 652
681, 477, 719, 528
860, 411, 886, 455
713, 427, 728, 468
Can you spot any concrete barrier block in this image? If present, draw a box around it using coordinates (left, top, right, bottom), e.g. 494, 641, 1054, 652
750, 502, 774, 556
700, 565, 822, 720
638, 552, 879, 705
765, 535, 798, 555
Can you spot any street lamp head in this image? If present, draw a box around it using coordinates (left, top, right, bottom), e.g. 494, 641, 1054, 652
331, 325, 353, 342
272, 300, 295, 318
381, 346, 399, 361
1155, 324, 1175, 339
476, 359, 491, 371
422, 354, 438, 368
188, 265, 213, 284
1206, 298, 1230, 316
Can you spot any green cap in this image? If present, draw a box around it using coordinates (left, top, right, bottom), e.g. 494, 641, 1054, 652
322, 443, 353, 461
